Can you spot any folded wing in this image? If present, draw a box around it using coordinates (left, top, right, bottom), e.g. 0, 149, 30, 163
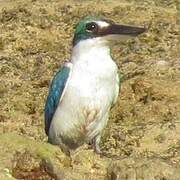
44, 63, 72, 135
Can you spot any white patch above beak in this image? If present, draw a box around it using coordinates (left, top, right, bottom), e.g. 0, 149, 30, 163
97, 21, 109, 28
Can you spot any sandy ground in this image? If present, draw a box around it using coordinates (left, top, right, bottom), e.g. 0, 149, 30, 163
0, 0, 180, 179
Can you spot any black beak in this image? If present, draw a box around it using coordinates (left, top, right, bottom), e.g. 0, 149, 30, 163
99, 23, 146, 36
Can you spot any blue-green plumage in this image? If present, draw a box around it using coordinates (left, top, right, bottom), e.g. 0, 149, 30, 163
44, 65, 71, 135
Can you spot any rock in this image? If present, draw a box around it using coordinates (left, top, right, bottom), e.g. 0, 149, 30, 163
0, 133, 71, 179
69, 148, 109, 180
0, 133, 109, 179
107, 157, 180, 180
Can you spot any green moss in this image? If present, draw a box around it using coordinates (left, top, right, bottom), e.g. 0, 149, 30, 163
0, 133, 69, 163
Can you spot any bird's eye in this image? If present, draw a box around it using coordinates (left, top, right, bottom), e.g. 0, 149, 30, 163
86, 22, 98, 32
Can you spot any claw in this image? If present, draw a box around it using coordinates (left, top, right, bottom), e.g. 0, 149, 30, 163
92, 134, 102, 154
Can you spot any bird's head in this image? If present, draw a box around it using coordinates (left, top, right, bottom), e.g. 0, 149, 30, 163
73, 16, 146, 47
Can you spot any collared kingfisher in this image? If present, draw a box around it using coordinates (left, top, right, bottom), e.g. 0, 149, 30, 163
44, 16, 146, 155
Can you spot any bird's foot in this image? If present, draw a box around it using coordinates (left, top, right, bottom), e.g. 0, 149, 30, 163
60, 146, 70, 156
93, 143, 102, 154
92, 134, 103, 155
56, 139, 71, 156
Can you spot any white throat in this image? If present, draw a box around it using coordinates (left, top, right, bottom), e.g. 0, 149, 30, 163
71, 38, 111, 64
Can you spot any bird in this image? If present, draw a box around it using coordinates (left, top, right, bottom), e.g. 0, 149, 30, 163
44, 16, 146, 155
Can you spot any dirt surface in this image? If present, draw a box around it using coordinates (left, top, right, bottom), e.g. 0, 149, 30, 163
0, 0, 180, 179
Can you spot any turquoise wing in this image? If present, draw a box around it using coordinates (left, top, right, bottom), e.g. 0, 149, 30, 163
44, 63, 72, 135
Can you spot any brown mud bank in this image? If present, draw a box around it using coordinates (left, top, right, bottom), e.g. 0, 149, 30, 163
0, 0, 180, 179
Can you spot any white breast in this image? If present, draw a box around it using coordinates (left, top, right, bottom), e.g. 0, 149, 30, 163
49, 39, 118, 145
